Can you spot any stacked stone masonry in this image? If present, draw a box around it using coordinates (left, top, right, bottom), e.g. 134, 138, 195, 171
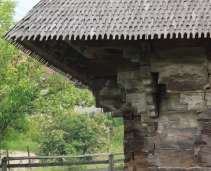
93, 47, 211, 171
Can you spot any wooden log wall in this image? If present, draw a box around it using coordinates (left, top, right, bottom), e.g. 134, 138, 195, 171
93, 47, 211, 171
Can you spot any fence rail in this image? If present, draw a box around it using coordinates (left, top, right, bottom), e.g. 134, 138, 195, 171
1, 152, 124, 171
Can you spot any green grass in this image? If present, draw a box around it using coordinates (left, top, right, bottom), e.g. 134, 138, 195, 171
7, 140, 39, 154
26, 167, 64, 171
110, 125, 124, 152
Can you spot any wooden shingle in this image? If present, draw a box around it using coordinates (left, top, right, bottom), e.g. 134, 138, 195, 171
4, 0, 211, 41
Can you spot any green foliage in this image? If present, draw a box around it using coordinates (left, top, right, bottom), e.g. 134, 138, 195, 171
0, 0, 94, 153
110, 125, 124, 152
0, 58, 43, 140
7, 116, 124, 155
0, 0, 15, 34
30, 111, 111, 156
31, 73, 94, 116
25, 112, 112, 171
0, 66, 95, 151
104, 113, 123, 127
0, 0, 44, 151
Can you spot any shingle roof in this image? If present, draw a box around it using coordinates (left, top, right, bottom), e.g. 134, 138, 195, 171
4, 0, 211, 41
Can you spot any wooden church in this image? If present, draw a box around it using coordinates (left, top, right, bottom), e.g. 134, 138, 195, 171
4, 0, 211, 170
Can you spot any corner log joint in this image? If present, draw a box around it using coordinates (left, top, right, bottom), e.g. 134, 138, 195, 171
93, 46, 211, 171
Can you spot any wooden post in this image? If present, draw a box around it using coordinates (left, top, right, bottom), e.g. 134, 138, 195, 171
6, 149, 10, 171
50, 144, 53, 155
2, 157, 7, 171
108, 153, 114, 171
27, 146, 32, 171
27, 146, 31, 164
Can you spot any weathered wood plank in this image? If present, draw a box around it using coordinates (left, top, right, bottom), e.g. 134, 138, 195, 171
7, 160, 109, 168
155, 137, 194, 150
7, 152, 124, 160
71, 39, 211, 49
151, 47, 208, 92
200, 145, 211, 166
149, 149, 195, 167
180, 93, 207, 112
149, 167, 211, 171
198, 109, 211, 120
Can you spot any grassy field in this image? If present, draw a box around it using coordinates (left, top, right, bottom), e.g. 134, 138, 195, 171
7, 140, 39, 154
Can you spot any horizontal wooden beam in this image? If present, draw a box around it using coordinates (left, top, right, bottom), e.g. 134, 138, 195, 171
7, 152, 124, 160
7, 160, 109, 168
71, 39, 211, 49
71, 40, 140, 49
150, 38, 211, 47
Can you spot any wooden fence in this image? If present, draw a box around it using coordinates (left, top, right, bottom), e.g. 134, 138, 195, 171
0, 152, 124, 171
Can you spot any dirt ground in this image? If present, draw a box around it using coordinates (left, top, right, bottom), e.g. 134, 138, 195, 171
2, 151, 39, 171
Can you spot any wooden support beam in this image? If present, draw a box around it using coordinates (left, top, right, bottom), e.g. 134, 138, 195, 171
7, 160, 109, 168
70, 40, 141, 49
70, 39, 211, 49
150, 38, 211, 47
20, 39, 92, 87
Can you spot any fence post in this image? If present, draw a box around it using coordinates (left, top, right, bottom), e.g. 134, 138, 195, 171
109, 153, 114, 171
27, 146, 31, 164
2, 157, 7, 171
6, 149, 10, 171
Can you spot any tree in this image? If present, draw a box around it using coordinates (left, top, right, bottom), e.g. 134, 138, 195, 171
25, 73, 101, 156
29, 111, 111, 156
0, 0, 42, 154
30, 73, 94, 116
0, 0, 94, 156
